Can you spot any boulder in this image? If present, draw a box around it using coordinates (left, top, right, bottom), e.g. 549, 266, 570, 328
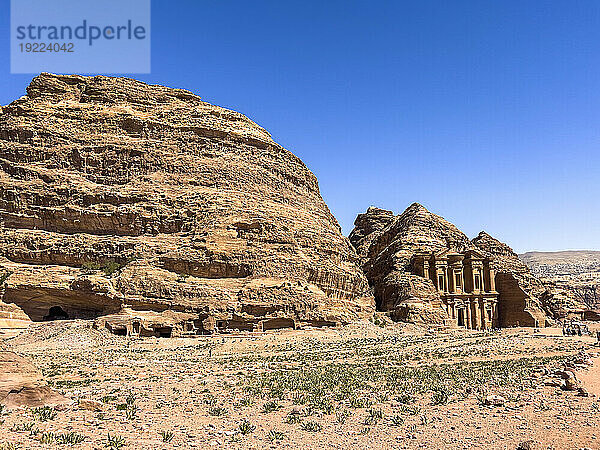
0, 349, 71, 409
484, 394, 506, 407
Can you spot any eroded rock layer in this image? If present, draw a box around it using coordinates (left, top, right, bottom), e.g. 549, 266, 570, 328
0, 73, 373, 332
350, 203, 551, 327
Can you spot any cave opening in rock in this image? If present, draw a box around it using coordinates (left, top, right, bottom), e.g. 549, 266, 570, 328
154, 327, 172, 338
113, 327, 127, 336
43, 306, 69, 321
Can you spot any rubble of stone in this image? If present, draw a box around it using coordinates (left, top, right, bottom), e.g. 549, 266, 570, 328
350, 203, 563, 328
0, 73, 373, 336
534, 352, 594, 395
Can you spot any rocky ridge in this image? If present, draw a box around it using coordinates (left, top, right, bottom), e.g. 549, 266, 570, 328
350, 203, 559, 326
0, 73, 373, 333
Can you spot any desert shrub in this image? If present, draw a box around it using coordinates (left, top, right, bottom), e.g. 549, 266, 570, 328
160, 431, 174, 443
208, 406, 227, 416
261, 401, 281, 413
32, 406, 56, 422
301, 421, 322, 432
267, 430, 286, 442
238, 419, 256, 435
431, 389, 450, 405
389, 415, 404, 426
106, 433, 126, 449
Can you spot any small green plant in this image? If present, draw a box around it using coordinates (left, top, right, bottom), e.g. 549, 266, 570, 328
101, 395, 117, 403
39, 432, 56, 444
399, 405, 421, 416
0, 270, 13, 286
431, 389, 449, 405
125, 405, 138, 420
335, 409, 350, 424
389, 415, 404, 426
284, 411, 302, 424
81, 261, 124, 276
56, 432, 86, 444
208, 406, 227, 416
309, 397, 334, 415
40, 432, 86, 445
364, 407, 384, 425
237, 397, 254, 407
396, 393, 414, 404
0, 443, 19, 450
261, 400, 281, 413
32, 406, 57, 422
203, 394, 217, 407
291, 392, 306, 405
176, 273, 189, 283
349, 396, 372, 409
10, 422, 39, 435
301, 421, 322, 432
238, 419, 256, 435
267, 430, 286, 442
160, 431, 174, 443
105, 433, 126, 449
125, 393, 136, 406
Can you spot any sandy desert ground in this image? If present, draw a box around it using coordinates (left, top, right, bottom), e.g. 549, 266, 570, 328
1, 320, 600, 450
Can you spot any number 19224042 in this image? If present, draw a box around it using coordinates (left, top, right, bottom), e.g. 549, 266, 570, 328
19, 42, 75, 52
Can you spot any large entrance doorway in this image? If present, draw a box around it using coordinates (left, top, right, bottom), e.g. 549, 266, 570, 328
457, 308, 465, 327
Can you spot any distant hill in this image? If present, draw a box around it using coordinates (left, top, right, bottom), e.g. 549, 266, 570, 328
519, 251, 600, 311
519, 251, 600, 277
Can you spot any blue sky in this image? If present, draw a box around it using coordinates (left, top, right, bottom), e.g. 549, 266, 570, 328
1, 0, 599, 252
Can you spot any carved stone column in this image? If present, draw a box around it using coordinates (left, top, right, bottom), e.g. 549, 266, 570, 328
481, 299, 487, 330
465, 300, 472, 329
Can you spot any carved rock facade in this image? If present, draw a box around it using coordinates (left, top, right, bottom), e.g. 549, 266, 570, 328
350, 203, 550, 328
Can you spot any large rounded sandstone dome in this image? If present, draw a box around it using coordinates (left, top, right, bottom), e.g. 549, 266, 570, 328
0, 73, 372, 333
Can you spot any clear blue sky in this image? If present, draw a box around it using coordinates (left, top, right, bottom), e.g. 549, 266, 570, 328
1, 0, 599, 252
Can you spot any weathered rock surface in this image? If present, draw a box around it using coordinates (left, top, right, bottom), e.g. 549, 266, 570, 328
471, 231, 549, 326
350, 203, 550, 326
0, 348, 70, 409
519, 251, 597, 319
0, 73, 373, 332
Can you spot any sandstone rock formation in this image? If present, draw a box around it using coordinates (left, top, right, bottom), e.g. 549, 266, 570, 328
519, 251, 597, 319
0, 349, 70, 409
0, 73, 373, 334
471, 231, 550, 326
350, 203, 551, 327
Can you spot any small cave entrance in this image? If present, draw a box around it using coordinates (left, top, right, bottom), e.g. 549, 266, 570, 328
154, 327, 172, 338
43, 306, 69, 321
113, 327, 128, 336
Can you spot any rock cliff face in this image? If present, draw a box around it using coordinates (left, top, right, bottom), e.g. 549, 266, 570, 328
471, 231, 549, 326
0, 73, 373, 333
350, 203, 550, 327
